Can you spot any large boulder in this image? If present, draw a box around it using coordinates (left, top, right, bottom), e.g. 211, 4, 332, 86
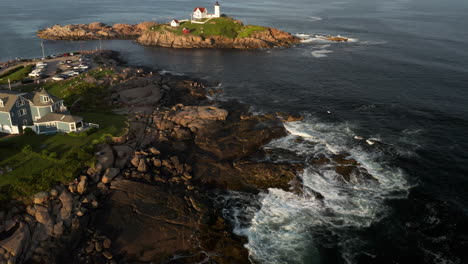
34, 206, 55, 235
0, 222, 31, 257
165, 106, 228, 132
58, 190, 73, 221
194, 157, 302, 192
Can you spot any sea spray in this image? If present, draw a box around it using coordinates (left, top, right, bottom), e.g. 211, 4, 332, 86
218, 116, 411, 263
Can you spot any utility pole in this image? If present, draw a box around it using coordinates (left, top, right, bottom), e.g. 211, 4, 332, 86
8, 78, 11, 91
41, 41, 45, 59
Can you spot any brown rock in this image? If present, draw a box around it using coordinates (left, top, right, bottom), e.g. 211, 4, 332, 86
148, 147, 161, 155
102, 251, 113, 260
153, 159, 162, 167
130, 155, 141, 167
0, 222, 30, 257
103, 239, 111, 249
77, 179, 87, 194
102, 168, 120, 184
33, 192, 48, 204
85, 243, 95, 253
137, 159, 148, 172
95, 241, 103, 252
58, 190, 73, 221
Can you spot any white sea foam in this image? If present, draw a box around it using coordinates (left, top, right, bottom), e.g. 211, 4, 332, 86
311, 49, 334, 58
296, 34, 359, 44
308, 16, 323, 22
158, 69, 184, 76
223, 117, 411, 263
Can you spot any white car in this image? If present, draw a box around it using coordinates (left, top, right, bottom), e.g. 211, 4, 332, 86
36, 62, 47, 68
63, 71, 79, 77
52, 75, 65, 81
28, 69, 43, 78
77, 64, 89, 70
28, 72, 41, 78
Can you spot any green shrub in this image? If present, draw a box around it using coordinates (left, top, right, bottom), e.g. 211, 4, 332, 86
23, 127, 36, 136
21, 145, 33, 154
0, 66, 24, 79
49, 152, 57, 158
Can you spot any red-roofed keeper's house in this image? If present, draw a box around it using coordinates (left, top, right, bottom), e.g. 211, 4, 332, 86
193, 7, 208, 19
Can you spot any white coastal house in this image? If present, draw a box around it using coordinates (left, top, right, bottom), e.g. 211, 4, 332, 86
170, 19, 180, 27
192, 2, 221, 20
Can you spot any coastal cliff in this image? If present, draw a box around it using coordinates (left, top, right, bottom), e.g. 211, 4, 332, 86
37, 19, 301, 49
136, 27, 299, 49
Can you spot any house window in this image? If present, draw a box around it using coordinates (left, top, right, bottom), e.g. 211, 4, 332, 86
51, 122, 56, 127
23, 119, 28, 125
46, 123, 50, 128
16, 99, 25, 107
70, 123, 75, 130
42, 96, 50, 102
18, 109, 27, 116
0, 100, 3, 108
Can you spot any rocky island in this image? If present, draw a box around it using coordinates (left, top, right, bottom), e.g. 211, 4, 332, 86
37, 17, 301, 49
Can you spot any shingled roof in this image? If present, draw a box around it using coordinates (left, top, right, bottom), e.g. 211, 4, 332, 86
35, 112, 82, 123
22, 89, 62, 106
0, 90, 25, 112
193, 7, 207, 12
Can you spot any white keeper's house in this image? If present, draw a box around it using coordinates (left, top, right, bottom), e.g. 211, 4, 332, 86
192, 1, 221, 20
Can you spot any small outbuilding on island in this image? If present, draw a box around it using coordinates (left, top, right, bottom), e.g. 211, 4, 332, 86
170, 19, 180, 27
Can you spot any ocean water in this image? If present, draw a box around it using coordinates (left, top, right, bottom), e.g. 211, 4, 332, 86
1, 0, 468, 263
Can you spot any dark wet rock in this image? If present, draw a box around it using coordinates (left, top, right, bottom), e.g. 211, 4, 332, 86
310, 153, 379, 184
195, 157, 303, 192
93, 180, 248, 263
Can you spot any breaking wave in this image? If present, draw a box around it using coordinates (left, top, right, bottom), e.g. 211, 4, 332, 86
311, 49, 333, 58
219, 116, 412, 264
296, 34, 359, 44
308, 16, 323, 22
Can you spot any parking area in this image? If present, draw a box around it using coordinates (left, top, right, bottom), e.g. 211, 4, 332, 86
0, 52, 96, 88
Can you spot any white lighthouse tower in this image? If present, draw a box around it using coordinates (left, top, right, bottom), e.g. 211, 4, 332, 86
214, 1, 221, 18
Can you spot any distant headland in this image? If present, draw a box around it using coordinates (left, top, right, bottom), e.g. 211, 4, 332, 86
37, 2, 302, 49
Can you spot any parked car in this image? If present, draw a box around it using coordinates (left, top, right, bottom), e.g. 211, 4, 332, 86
21, 78, 34, 84
62, 71, 79, 77
74, 64, 89, 70
28, 69, 43, 78
36, 62, 47, 69
52, 75, 65, 81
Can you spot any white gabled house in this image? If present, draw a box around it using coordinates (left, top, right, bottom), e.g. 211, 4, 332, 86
193, 7, 208, 19
192, 2, 221, 20
170, 19, 180, 27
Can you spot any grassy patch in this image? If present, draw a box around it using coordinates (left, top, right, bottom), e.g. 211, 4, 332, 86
0, 65, 34, 84
43, 68, 114, 112
150, 17, 268, 39
0, 67, 126, 201
237, 25, 267, 38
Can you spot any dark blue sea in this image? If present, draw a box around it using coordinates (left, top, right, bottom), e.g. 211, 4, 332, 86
1, 0, 467, 263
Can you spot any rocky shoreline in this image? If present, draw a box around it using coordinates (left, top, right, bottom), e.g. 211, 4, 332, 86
37, 22, 301, 49
0, 50, 378, 264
